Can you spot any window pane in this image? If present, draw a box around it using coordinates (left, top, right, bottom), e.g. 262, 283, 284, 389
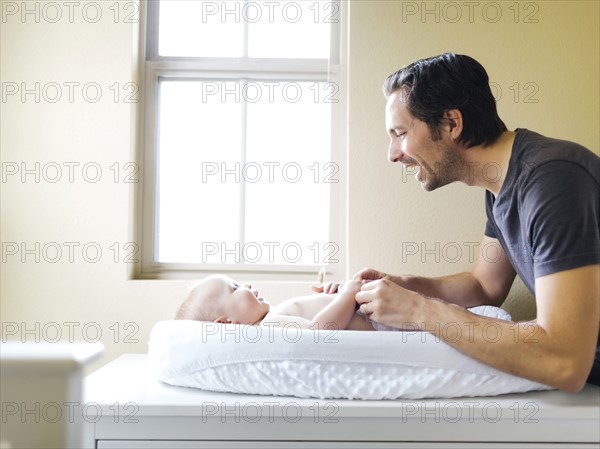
248, 1, 333, 59
158, 0, 243, 57
245, 82, 332, 265
156, 80, 243, 263
157, 0, 334, 59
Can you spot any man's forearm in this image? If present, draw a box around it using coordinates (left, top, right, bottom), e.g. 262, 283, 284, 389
415, 297, 590, 392
393, 272, 498, 307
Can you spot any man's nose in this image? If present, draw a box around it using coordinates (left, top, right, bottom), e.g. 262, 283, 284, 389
388, 139, 404, 163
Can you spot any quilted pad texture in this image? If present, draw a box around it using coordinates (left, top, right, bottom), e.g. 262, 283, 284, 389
149, 307, 552, 400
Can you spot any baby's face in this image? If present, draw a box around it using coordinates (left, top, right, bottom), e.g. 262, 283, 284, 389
210, 275, 270, 324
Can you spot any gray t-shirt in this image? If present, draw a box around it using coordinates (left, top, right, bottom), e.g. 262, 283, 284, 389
484, 128, 600, 384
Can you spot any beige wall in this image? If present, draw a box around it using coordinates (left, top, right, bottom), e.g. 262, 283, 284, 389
1, 1, 598, 371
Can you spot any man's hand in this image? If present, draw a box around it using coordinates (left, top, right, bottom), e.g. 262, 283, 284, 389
353, 267, 405, 288
355, 278, 422, 327
353, 267, 389, 283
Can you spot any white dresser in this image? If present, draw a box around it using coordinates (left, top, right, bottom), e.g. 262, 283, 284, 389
82, 354, 600, 448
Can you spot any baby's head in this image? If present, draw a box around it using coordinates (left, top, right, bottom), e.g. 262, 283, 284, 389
175, 274, 270, 324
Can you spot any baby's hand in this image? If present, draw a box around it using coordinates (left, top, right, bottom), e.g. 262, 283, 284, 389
311, 281, 342, 294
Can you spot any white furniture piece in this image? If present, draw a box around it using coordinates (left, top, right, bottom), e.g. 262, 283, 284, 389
83, 354, 600, 448
0, 342, 104, 449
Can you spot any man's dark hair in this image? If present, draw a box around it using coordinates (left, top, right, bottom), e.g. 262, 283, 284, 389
383, 53, 507, 147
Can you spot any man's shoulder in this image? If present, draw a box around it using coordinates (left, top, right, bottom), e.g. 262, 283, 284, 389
511, 129, 599, 184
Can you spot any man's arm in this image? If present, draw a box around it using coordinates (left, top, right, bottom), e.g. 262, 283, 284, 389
356, 264, 600, 392
355, 236, 517, 307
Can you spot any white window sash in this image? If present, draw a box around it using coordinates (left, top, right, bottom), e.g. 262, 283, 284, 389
135, 1, 347, 281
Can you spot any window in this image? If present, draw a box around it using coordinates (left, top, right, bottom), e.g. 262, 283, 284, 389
139, 1, 346, 280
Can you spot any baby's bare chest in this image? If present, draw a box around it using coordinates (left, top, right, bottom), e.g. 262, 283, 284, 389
272, 294, 333, 319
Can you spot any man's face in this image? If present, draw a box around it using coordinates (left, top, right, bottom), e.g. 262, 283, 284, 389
385, 90, 461, 191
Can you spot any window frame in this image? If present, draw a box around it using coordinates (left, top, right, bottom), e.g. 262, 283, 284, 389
135, 0, 347, 281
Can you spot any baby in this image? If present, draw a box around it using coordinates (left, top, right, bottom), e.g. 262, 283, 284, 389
175, 274, 375, 331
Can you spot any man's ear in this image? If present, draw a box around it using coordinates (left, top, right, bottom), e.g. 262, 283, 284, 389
443, 109, 463, 141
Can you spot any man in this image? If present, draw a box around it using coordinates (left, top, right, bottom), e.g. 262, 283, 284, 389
355, 53, 599, 392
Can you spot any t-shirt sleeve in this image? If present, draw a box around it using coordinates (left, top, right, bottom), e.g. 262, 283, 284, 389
484, 221, 497, 238
520, 161, 600, 278
484, 190, 498, 239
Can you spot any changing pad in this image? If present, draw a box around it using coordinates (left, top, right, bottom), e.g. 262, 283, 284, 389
148, 307, 553, 400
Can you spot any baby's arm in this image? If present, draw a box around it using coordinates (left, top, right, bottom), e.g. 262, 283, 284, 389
262, 280, 365, 330
310, 280, 362, 330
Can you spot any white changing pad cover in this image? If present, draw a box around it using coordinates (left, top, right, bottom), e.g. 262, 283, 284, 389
149, 307, 553, 400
